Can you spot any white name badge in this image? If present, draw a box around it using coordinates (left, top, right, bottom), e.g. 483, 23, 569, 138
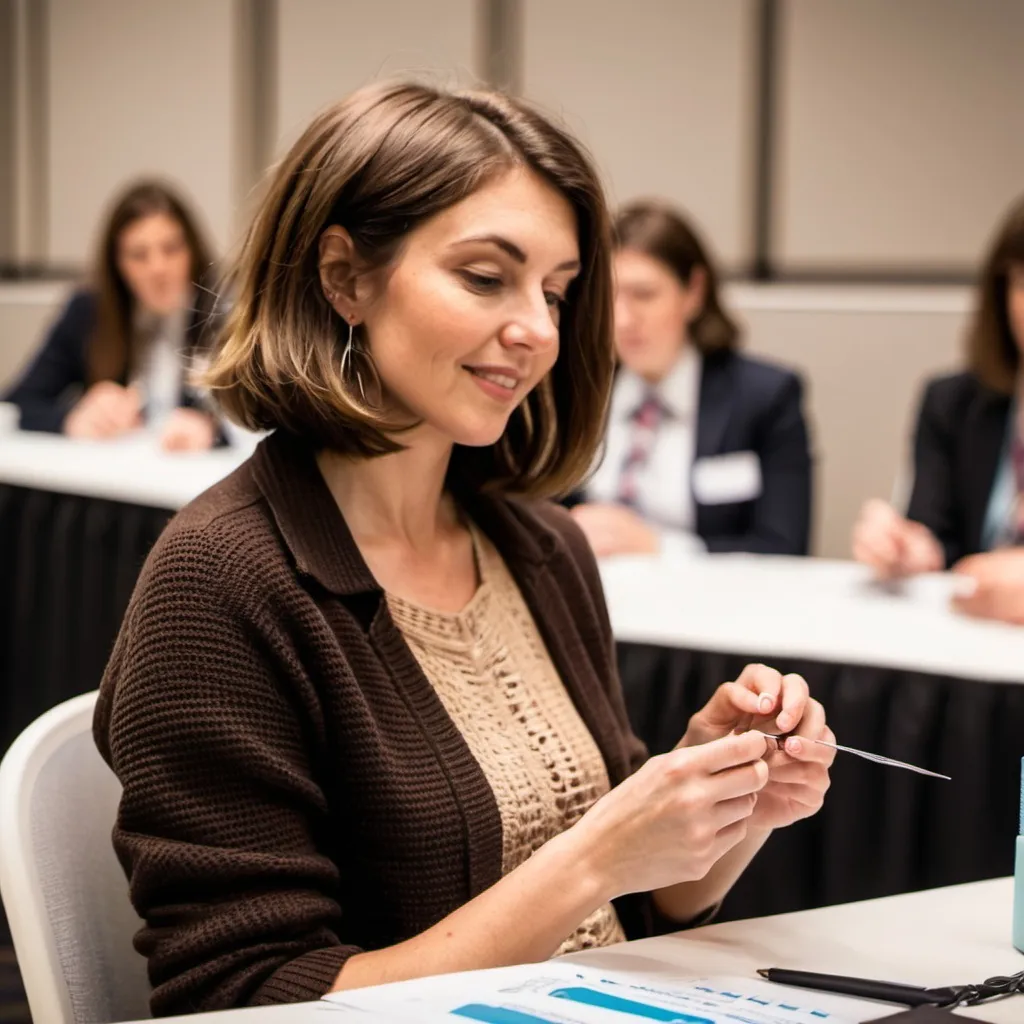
692, 450, 762, 505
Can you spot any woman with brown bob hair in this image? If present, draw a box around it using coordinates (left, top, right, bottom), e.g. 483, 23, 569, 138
853, 194, 1024, 617
570, 201, 813, 558
4, 179, 223, 450
94, 82, 833, 1016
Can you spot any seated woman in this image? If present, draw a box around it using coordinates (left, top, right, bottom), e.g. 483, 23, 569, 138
569, 201, 813, 558
853, 195, 1024, 589
94, 82, 834, 1016
4, 179, 223, 450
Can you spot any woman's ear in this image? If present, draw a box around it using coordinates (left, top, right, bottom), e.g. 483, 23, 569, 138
319, 226, 367, 319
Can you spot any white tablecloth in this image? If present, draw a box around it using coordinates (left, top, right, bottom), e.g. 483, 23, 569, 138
600, 552, 1024, 684
0, 429, 255, 509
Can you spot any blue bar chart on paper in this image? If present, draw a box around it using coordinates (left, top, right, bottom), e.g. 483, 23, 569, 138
324, 963, 883, 1024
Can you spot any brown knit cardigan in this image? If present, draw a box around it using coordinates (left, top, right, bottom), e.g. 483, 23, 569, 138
94, 430, 672, 1016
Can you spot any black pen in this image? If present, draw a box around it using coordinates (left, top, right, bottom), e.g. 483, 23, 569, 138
757, 968, 957, 1007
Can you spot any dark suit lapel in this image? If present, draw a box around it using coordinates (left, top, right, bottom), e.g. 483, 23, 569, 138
694, 353, 736, 539
962, 387, 1011, 554
695, 353, 735, 460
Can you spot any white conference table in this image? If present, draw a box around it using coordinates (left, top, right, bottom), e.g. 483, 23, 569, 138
0, 430, 259, 754
0, 426, 256, 510
135, 877, 1021, 1022
599, 552, 1024, 686
1, 429, 1021, 922
595, 554, 1024, 922
1, 428, 1020, 684
2, 432, 1022, 1013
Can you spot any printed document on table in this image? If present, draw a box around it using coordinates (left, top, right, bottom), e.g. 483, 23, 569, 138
323, 961, 891, 1023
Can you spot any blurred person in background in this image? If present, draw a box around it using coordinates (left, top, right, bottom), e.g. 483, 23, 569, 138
570, 201, 812, 557
4, 179, 223, 450
853, 195, 1024, 623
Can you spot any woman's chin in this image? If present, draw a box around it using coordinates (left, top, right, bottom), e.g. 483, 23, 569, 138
142, 295, 187, 317
452, 430, 508, 449
442, 415, 512, 450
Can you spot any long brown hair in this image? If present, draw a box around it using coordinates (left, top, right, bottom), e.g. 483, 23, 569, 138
966, 195, 1024, 395
89, 180, 214, 384
204, 80, 615, 500
614, 200, 739, 355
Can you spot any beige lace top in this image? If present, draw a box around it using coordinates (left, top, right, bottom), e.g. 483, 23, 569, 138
387, 525, 626, 955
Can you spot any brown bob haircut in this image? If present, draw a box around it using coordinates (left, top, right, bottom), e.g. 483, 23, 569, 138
204, 80, 615, 499
614, 200, 739, 355
966, 194, 1024, 395
90, 179, 214, 384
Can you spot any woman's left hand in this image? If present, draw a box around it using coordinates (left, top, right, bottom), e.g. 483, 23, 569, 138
160, 408, 218, 452
678, 663, 834, 832
570, 502, 659, 557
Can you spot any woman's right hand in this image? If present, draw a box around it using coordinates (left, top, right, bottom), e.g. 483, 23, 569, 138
64, 381, 143, 439
852, 499, 944, 579
569, 730, 769, 898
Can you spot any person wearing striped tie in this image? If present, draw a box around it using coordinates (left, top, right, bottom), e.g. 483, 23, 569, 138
569, 201, 812, 558
853, 196, 1024, 623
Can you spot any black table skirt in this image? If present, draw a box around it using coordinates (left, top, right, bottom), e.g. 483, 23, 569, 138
0, 484, 171, 756
618, 643, 1024, 922
3, 480, 1021, 926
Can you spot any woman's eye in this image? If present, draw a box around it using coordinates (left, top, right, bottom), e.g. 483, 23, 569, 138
461, 271, 502, 292
544, 291, 565, 310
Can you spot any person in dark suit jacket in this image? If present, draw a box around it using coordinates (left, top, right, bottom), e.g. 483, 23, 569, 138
4, 179, 224, 450
569, 201, 812, 557
853, 194, 1024, 597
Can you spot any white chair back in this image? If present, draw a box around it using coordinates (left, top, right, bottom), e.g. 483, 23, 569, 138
0, 691, 150, 1023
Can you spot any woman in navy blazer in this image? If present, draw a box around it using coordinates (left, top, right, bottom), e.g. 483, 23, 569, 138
570, 201, 812, 557
5, 179, 223, 450
852, 194, 1024, 624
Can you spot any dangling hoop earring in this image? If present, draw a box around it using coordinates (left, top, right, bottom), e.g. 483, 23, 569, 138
340, 319, 367, 402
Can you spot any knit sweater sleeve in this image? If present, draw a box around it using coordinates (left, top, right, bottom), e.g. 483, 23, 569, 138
94, 522, 358, 1016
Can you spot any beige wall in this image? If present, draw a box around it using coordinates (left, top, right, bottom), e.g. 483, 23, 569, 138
275, 0, 480, 154
522, 0, 756, 270
729, 285, 970, 556
20, 1, 1023, 271
47, 0, 237, 262
776, 0, 1024, 271
0, 281, 76, 389
2, 2, 1012, 559
0, 282, 972, 560
39, 0, 483, 264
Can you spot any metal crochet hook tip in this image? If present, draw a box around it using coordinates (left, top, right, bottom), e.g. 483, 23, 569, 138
766, 735, 951, 780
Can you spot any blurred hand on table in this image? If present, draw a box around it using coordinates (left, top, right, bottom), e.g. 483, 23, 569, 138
852, 498, 944, 579
952, 549, 1024, 625
159, 408, 217, 452
570, 501, 659, 557
64, 381, 143, 439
